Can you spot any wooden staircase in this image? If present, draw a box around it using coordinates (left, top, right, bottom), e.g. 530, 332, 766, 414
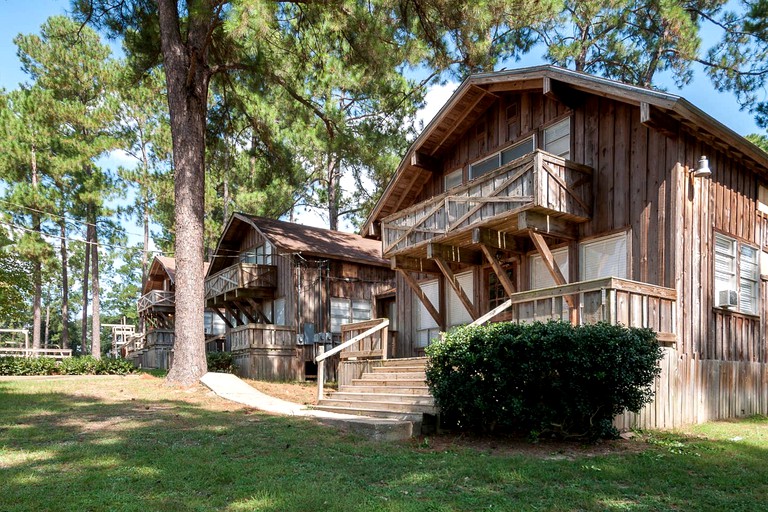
315, 357, 438, 433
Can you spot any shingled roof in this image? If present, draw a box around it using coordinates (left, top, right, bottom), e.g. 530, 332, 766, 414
207, 213, 389, 276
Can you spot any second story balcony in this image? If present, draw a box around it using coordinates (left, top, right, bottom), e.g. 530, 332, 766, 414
381, 150, 592, 258
205, 262, 277, 307
137, 290, 175, 314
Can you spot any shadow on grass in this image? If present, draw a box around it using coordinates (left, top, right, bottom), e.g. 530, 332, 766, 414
1, 378, 767, 511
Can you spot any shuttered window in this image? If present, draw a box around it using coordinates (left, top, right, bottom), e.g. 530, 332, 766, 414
415, 279, 440, 347
530, 248, 569, 289
447, 271, 474, 327
330, 298, 372, 333
444, 169, 463, 191
580, 233, 628, 281
714, 233, 759, 315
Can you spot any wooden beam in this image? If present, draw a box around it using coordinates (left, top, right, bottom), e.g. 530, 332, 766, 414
543, 77, 585, 110
410, 151, 442, 172
518, 211, 577, 240
397, 269, 443, 329
529, 231, 575, 309
391, 255, 441, 274
485, 79, 541, 93
472, 227, 519, 252
426, 242, 483, 266
224, 304, 244, 327
640, 102, 678, 139
246, 297, 272, 324
212, 308, 234, 329
234, 300, 258, 324
434, 257, 479, 320
430, 86, 496, 156
478, 244, 517, 298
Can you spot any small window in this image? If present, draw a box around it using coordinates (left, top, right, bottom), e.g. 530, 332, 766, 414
543, 118, 570, 159
501, 137, 534, 165
330, 297, 371, 333
489, 268, 514, 309
274, 297, 286, 325
469, 155, 499, 179
444, 169, 463, 191
580, 233, 628, 281
758, 184, 768, 215
715, 233, 759, 314
740, 245, 759, 315
530, 247, 569, 289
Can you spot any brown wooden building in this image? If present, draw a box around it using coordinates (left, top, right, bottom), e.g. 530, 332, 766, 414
129, 256, 225, 368
205, 213, 395, 381
361, 65, 768, 429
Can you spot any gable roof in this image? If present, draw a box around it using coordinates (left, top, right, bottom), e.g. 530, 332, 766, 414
143, 256, 210, 294
362, 65, 768, 237
207, 213, 389, 275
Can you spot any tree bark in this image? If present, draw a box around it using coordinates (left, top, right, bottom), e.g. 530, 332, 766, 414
90, 222, 101, 359
81, 207, 92, 355
158, 0, 211, 386
31, 147, 42, 350
60, 218, 69, 351
44, 303, 50, 347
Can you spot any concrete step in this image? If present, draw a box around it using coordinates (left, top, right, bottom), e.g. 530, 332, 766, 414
351, 378, 427, 387
358, 372, 426, 380
327, 392, 435, 405
338, 384, 430, 394
318, 398, 437, 414
370, 365, 426, 373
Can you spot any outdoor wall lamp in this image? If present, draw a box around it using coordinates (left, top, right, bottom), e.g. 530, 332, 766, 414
692, 156, 711, 178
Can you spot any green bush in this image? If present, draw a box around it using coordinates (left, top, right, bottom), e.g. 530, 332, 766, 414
0, 356, 137, 376
207, 351, 237, 373
425, 321, 663, 440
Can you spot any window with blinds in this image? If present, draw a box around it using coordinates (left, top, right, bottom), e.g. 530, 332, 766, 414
530, 248, 569, 289
446, 271, 474, 327
330, 298, 372, 333
580, 233, 628, 281
714, 233, 759, 315
543, 118, 571, 159
415, 279, 440, 347
444, 168, 463, 191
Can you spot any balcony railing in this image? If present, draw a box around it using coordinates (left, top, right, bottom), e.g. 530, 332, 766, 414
472, 277, 677, 344
204, 263, 277, 303
381, 150, 592, 257
137, 290, 175, 313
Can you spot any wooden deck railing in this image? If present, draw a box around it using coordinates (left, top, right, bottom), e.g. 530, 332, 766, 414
381, 150, 593, 256
315, 318, 389, 400
137, 290, 175, 313
204, 263, 277, 301
0, 347, 72, 359
470, 277, 677, 344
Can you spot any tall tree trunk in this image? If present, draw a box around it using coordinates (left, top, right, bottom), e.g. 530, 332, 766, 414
327, 155, 340, 231
44, 304, 50, 347
91, 224, 101, 359
31, 147, 42, 349
158, 0, 211, 386
59, 218, 69, 351
81, 207, 92, 355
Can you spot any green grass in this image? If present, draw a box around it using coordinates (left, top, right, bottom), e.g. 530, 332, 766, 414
1, 376, 767, 511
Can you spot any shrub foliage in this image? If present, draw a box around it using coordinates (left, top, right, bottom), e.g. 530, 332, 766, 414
425, 321, 663, 439
206, 351, 237, 373
0, 356, 137, 376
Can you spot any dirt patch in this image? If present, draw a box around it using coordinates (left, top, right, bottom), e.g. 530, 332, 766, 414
408, 431, 651, 459
242, 379, 319, 406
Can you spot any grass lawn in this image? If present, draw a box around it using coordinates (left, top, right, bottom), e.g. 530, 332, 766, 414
1, 374, 766, 511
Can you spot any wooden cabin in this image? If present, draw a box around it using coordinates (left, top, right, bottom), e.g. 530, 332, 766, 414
359, 65, 768, 429
204, 213, 395, 381
129, 255, 225, 368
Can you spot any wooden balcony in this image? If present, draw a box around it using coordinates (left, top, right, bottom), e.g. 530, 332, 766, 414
483, 277, 677, 344
205, 263, 277, 307
381, 150, 592, 258
137, 290, 175, 314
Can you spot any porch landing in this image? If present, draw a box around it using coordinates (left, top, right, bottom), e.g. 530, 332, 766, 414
200, 372, 415, 441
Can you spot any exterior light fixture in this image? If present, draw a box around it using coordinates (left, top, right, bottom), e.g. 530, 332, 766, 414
692, 156, 711, 178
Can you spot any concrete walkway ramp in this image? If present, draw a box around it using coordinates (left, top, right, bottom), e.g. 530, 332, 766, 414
200, 372, 414, 441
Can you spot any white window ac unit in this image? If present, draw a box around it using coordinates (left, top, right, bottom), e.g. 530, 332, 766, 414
718, 290, 738, 308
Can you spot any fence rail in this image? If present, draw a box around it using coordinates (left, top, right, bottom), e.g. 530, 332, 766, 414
0, 347, 72, 359
137, 290, 175, 313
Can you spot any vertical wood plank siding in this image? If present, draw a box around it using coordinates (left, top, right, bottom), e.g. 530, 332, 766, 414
392, 87, 768, 428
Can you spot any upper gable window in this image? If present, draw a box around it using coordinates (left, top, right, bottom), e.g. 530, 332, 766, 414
240, 241, 273, 265
543, 118, 571, 159
444, 169, 463, 191
469, 136, 534, 180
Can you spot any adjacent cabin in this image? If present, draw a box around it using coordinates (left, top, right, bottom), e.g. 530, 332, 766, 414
358, 65, 768, 429
129, 255, 225, 368
204, 213, 395, 381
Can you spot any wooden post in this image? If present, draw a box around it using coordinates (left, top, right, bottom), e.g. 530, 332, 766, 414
316, 344, 325, 401
382, 327, 389, 361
